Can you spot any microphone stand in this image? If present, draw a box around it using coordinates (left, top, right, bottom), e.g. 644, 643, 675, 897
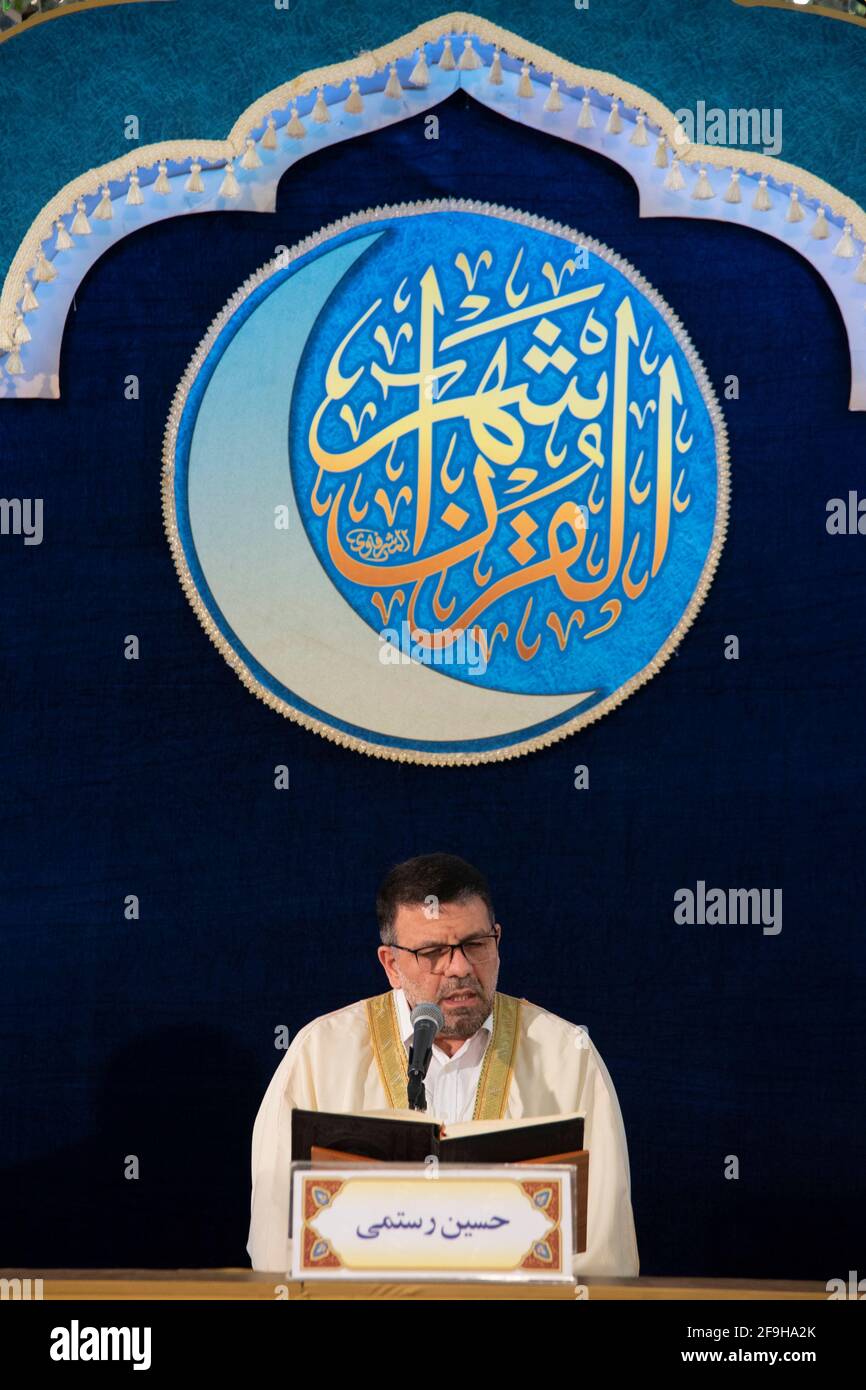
407, 1043, 427, 1111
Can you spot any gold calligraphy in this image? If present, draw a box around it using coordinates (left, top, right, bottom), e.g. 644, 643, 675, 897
303, 236, 696, 664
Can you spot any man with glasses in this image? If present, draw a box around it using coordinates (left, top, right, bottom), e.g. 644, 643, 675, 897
247, 852, 639, 1278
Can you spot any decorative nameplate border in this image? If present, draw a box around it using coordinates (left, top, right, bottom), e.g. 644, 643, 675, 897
292, 1165, 574, 1281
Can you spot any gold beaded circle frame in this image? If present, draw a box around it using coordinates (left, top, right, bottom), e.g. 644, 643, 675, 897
161, 198, 730, 765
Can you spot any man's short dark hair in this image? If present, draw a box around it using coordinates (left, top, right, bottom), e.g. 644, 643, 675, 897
377, 853, 495, 945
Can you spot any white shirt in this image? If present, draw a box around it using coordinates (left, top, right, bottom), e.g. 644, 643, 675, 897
393, 987, 493, 1123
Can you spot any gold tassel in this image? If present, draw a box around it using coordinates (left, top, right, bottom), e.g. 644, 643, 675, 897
664, 156, 685, 192
518, 65, 533, 98
186, 161, 204, 193
786, 189, 804, 223
630, 112, 649, 146
6, 346, 23, 375
312, 88, 330, 123
154, 160, 171, 195
439, 37, 456, 71
654, 134, 668, 167
752, 175, 771, 211
384, 64, 403, 99
21, 277, 39, 312
458, 37, 481, 70
606, 100, 623, 134
93, 185, 113, 219
578, 94, 595, 128
126, 171, 144, 205
262, 116, 277, 150
691, 167, 714, 199
55, 219, 74, 250
14, 311, 30, 345
241, 137, 262, 169
34, 248, 57, 283
70, 198, 91, 234
544, 79, 563, 113
409, 49, 430, 86
219, 161, 241, 198
854, 250, 866, 283
723, 170, 741, 204
489, 48, 503, 85
833, 221, 855, 258
811, 205, 829, 239
286, 104, 306, 138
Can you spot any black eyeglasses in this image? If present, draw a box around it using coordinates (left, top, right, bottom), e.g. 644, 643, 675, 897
388, 928, 500, 974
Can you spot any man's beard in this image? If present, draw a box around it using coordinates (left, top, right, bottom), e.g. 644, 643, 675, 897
406, 978, 495, 1039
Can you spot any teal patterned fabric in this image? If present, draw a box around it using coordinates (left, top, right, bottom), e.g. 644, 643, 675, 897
2, 0, 865, 291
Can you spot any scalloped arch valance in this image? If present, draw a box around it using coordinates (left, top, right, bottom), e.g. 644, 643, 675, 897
2, 11, 864, 405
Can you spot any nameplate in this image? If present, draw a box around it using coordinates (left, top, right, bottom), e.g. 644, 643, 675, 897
291, 1164, 574, 1282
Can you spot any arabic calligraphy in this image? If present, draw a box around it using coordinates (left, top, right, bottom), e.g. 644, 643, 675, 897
345, 527, 411, 562
357, 1210, 511, 1240
289, 209, 719, 699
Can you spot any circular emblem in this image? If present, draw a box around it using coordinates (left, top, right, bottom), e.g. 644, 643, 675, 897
163, 200, 728, 763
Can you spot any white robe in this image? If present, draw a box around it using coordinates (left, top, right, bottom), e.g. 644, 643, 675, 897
247, 990, 640, 1277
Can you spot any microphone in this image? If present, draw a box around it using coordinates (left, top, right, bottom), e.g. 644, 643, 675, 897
407, 1002, 444, 1111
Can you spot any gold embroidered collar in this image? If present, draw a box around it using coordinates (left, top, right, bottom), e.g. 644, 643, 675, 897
365, 988, 520, 1120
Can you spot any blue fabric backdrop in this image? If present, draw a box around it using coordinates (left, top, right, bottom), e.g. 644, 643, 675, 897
1, 92, 864, 1277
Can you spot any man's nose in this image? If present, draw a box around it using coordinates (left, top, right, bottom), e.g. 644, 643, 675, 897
443, 945, 475, 976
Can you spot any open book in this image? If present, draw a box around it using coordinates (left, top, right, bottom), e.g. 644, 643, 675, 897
290, 1107, 584, 1165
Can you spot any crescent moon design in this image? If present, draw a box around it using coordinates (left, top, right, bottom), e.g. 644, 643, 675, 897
163, 202, 727, 764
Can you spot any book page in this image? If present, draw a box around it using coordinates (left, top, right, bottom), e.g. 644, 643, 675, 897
444, 1111, 584, 1140
353, 1108, 584, 1140
360, 1108, 442, 1126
